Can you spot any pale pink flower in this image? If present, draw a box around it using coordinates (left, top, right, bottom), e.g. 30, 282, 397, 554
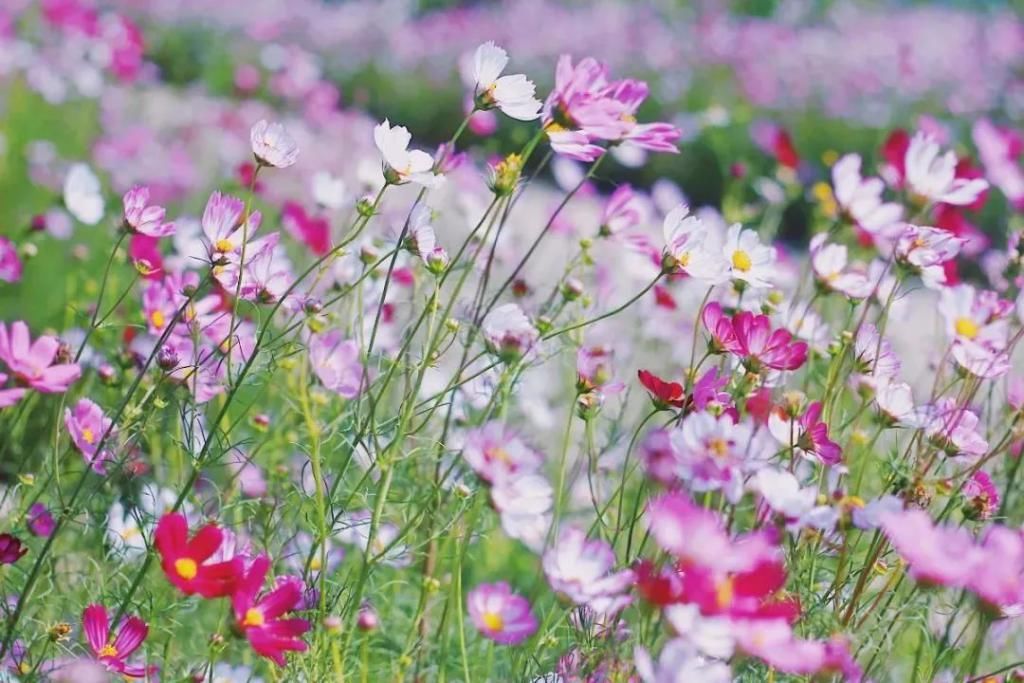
0, 321, 80, 393
65, 398, 115, 474
467, 582, 538, 645
122, 186, 175, 237
308, 330, 364, 399
0, 237, 23, 283
463, 421, 543, 484
250, 119, 299, 168
543, 527, 633, 615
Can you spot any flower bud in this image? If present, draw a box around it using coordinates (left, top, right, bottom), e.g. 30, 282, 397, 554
356, 195, 376, 217
157, 345, 179, 371
357, 603, 379, 631
488, 153, 524, 197
360, 243, 381, 265
323, 615, 343, 635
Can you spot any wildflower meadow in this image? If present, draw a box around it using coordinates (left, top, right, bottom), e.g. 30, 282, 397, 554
3, 1, 1024, 681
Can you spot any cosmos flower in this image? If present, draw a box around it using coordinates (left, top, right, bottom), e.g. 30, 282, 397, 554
250, 119, 299, 169
472, 42, 542, 121
81, 604, 149, 678
63, 163, 104, 225
467, 581, 538, 645
491, 472, 553, 552
122, 185, 175, 237
634, 639, 732, 683
831, 153, 903, 234
768, 401, 842, 465
231, 554, 310, 666
543, 527, 634, 615
599, 184, 644, 237
703, 304, 808, 372
27, 503, 55, 537
637, 370, 685, 409
308, 330, 364, 399
64, 398, 116, 474
0, 321, 81, 393
0, 534, 27, 565
669, 411, 773, 501
721, 224, 775, 289
202, 192, 254, 262
482, 304, 540, 361
374, 119, 443, 187
904, 132, 988, 206
462, 421, 543, 484
0, 237, 23, 283
154, 512, 243, 598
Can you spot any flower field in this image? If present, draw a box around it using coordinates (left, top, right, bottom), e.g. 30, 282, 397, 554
1, 1, 1024, 681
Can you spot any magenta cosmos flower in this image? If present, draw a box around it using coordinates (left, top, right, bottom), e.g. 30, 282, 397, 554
0, 321, 80, 393
122, 186, 175, 237
462, 420, 544, 484
154, 512, 243, 598
768, 401, 842, 466
0, 236, 22, 283
308, 330, 364, 398
467, 581, 538, 645
65, 398, 116, 474
702, 303, 807, 371
543, 527, 633, 614
0, 533, 27, 564
81, 604, 149, 678
232, 554, 310, 666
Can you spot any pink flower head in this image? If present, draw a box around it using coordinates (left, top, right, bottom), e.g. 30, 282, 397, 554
154, 512, 243, 598
0, 321, 80, 393
122, 186, 175, 237
669, 412, 772, 502
703, 304, 806, 371
968, 525, 1024, 610
463, 421, 543, 484
895, 224, 963, 289
732, 620, 861, 682
250, 120, 299, 169
282, 201, 330, 256
973, 118, 1024, 210
482, 304, 539, 361
831, 153, 903, 234
680, 559, 799, 623
0, 373, 26, 408
600, 184, 644, 237
905, 132, 989, 206
646, 491, 775, 575
912, 397, 988, 457
64, 398, 115, 474
0, 237, 22, 283
202, 192, 257, 261
81, 604, 149, 678
0, 534, 27, 565
217, 233, 294, 304
308, 330, 364, 398
769, 402, 842, 465
27, 503, 55, 537
232, 554, 310, 666
467, 581, 538, 645
881, 508, 978, 587
543, 527, 634, 614
963, 471, 999, 521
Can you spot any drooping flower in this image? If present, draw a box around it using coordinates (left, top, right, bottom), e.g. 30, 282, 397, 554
472, 42, 542, 121
467, 581, 538, 645
543, 527, 634, 614
154, 512, 243, 598
600, 184, 644, 237
373, 120, 443, 187
0, 534, 27, 564
122, 186, 175, 237
81, 604, 149, 678
905, 132, 989, 206
308, 330, 364, 399
250, 120, 299, 169
231, 554, 310, 666
64, 398, 116, 474
0, 321, 80, 393
462, 421, 543, 484
482, 304, 540, 361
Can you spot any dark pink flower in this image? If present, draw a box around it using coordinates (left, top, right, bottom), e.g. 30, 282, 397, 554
122, 186, 175, 238
27, 503, 55, 537
232, 554, 310, 666
81, 604, 149, 678
0, 534, 27, 565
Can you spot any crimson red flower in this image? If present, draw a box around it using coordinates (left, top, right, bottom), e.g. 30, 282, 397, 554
637, 370, 685, 409
634, 560, 685, 606
232, 554, 310, 667
0, 533, 27, 565
154, 513, 243, 598
681, 560, 801, 623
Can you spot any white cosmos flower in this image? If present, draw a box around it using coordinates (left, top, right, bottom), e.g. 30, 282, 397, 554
661, 204, 727, 283
373, 119, 443, 188
472, 41, 542, 121
312, 171, 347, 210
905, 132, 988, 206
721, 223, 775, 289
63, 163, 104, 225
831, 153, 903, 233
250, 119, 299, 168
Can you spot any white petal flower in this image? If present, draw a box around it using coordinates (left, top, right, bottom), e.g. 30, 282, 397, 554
63, 163, 104, 225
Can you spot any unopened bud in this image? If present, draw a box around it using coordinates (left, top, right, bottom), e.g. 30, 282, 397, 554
323, 615, 343, 635
157, 345, 179, 370
357, 603, 379, 631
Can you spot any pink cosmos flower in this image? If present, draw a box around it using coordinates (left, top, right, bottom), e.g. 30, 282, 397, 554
81, 604, 149, 678
881, 508, 979, 587
543, 527, 634, 615
491, 472, 552, 552
963, 471, 999, 521
0, 534, 27, 564
482, 304, 539, 361
635, 640, 732, 683
463, 421, 543, 484
968, 525, 1024, 609
0, 321, 80, 393
217, 233, 294, 304
809, 236, 871, 299
308, 330, 364, 398
894, 224, 963, 289
232, 554, 310, 666
122, 186, 175, 237
202, 192, 254, 261
911, 397, 988, 457
731, 620, 861, 682
973, 118, 1024, 209
668, 411, 772, 502
702, 303, 807, 371
599, 184, 644, 237
27, 503, 55, 537
646, 492, 775, 575
154, 512, 244, 598
467, 581, 538, 645
0, 237, 22, 283
64, 398, 115, 474
768, 402, 842, 465
250, 120, 299, 169
831, 153, 903, 234
282, 201, 330, 256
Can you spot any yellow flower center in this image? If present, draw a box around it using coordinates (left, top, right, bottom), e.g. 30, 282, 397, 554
482, 611, 504, 632
310, 555, 323, 572
544, 121, 568, 134
732, 250, 752, 272
174, 557, 198, 580
215, 238, 234, 253
620, 113, 637, 124
98, 644, 118, 658
82, 427, 95, 445
676, 252, 691, 268
120, 526, 140, 541
243, 608, 265, 627
485, 447, 510, 463
715, 577, 734, 608
707, 438, 729, 458
17, 662, 30, 674
150, 309, 166, 330
954, 317, 979, 340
